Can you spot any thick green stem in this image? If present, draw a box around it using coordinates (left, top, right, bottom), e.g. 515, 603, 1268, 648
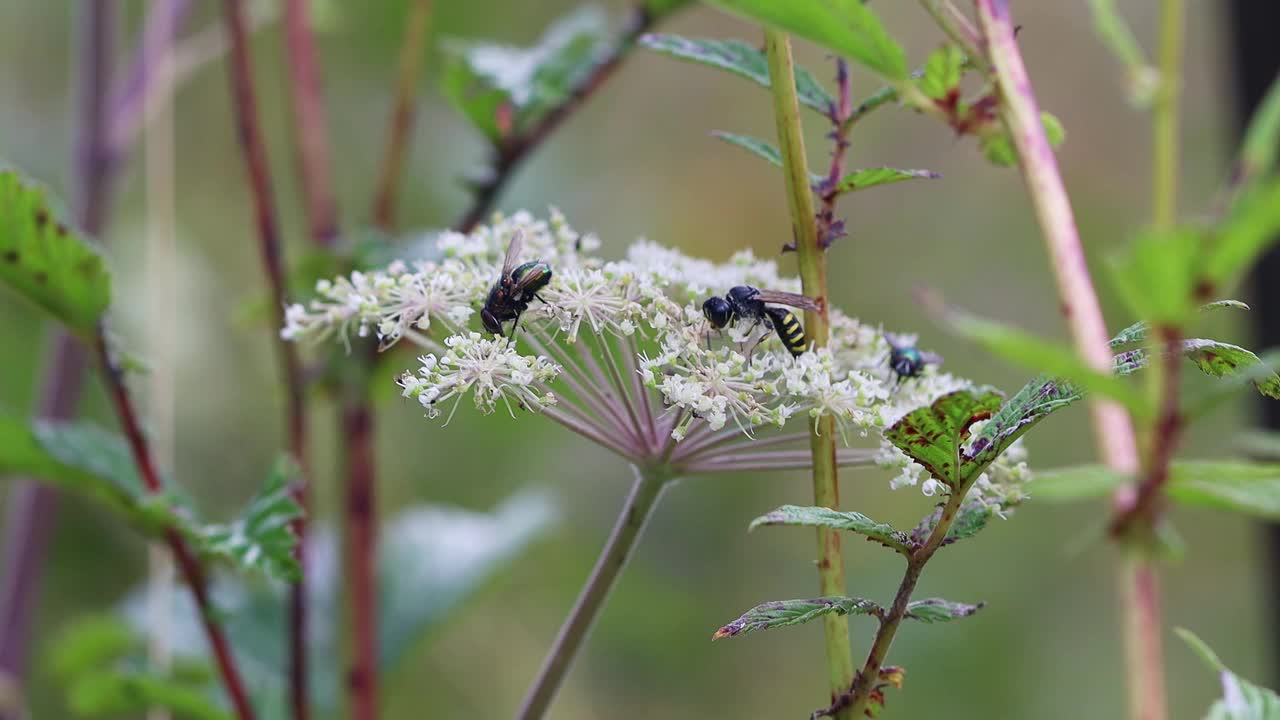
515, 467, 667, 720
763, 29, 856, 717
1151, 0, 1184, 231
847, 490, 966, 716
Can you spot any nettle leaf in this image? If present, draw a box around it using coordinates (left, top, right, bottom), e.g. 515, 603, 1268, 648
1234, 72, 1280, 191
188, 458, 302, 582
832, 167, 939, 194
981, 112, 1065, 167
918, 45, 964, 100
1032, 461, 1280, 519
965, 374, 1081, 469
1110, 227, 1203, 326
885, 389, 1004, 487
0, 167, 111, 337
119, 490, 556, 716
949, 309, 1146, 415
905, 598, 984, 624
639, 34, 834, 114
712, 131, 783, 168
66, 672, 231, 720
1030, 464, 1124, 502
440, 6, 609, 141
750, 504, 911, 556
911, 496, 1015, 548
1206, 178, 1280, 295
713, 596, 881, 640
1177, 628, 1280, 720
707, 0, 907, 80
1183, 339, 1280, 399
1108, 300, 1250, 348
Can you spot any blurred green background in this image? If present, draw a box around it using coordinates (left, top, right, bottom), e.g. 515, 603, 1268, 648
0, 1, 1268, 718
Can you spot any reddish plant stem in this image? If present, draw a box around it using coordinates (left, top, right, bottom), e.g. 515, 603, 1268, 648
455, 5, 654, 233
0, 0, 117, 691
109, 0, 196, 158
815, 59, 853, 247
283, 0, 338, 249
221, 4, 313, 719
1111, 329, 1183, 536
372, 0, 433, 230
340, 388, 378, 720
95, 331, 257, 720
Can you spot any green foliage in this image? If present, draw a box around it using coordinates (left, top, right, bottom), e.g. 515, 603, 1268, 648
1236, 72, 1280, 190
706, 0, 907, 80
47, 615, 136, 681
904, 598, 983, 624
440, 6, 609, 142
1108, 299, 1249, 348
947, 309, 1147, 415
0, 166, 111, 337
713, 597, 882, 640
884, 389, 1005, 488
0, 412, 301, 580
750, 504, 911, 556
65, 673, 231, 720
918, 45, 964, 100
1177, 628, 1280, 719
1110, 227, 1203, 325
981, 112, 1065, 167
1033, 461, 1280, 519
122, 491, 556, 716
711, 131, 783, 168
831, 167, 940, 194
1182, 339, 1280, 399
639, 34, 834, 114
643, 0, 695, 19
965, 374, 1080, 470
1208, 178, 1280, 296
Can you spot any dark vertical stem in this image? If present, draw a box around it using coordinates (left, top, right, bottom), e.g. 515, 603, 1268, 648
455, 5, 655, 234
283, 0, 338, 248
372, 0, 433, 230
108, 0, 196, 158
95, 330, 257, 720
221, 3, 312, 718
1227, 0, 1280, 686
341, 387, 377, 720
0, 0, 117, 693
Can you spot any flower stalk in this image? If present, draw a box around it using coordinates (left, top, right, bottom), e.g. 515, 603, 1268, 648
515, 466, 668, 720
373, 0, 434, 230
763, 29, 857, 716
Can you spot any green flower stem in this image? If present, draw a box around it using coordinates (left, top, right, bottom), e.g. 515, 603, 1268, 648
846, 489, 967, 716
763, 29, 857, 718
1152, 0, 1184, 231
515, 467, 668, 720
973, 2, 1165, 719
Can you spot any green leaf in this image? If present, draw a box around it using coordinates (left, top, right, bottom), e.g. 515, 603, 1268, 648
910, 496, 1011, 548
66, 672, 232, 720
1041, 112, 1067, 148
0, 167, 111, 337
885, 389, 1005, 487
832, 167, 940, 194
639, 34, 835, 114
1234, 72, 1280, 194
120, 491, 557, 716
1033, 461, 1280, 519
1182, 339, 1280, 399
188, 458, 302, 582
965, 374, 1081, 469
440, 7, 609, 141
947, 310, 1148, 416
711, 130, 782, 167
713, 596, 881, 640
1087, 0, 1149, 73
1239, 431, 1280, 462
918, 45, 964, 100
1205, 178, 1280, 294
980, 113, 1064, 167
47, 616, 137, 681
1110, 227, 1203, 326
904, 598, 984, 624
706, 0, 907, 80
1108, 300, 1250, 348
644, 0, 695, 20
750, 504, 911, 556
1176, 628, 1280, 720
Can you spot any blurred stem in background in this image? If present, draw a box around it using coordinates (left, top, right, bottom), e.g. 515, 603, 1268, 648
374, 0, 433, 231
970, 5, 1159, 720
762, 30, 856, 718
220, 1, 314, 718
1227, 0, 1280, 687
142, 0, 181, 716
0, 3, 119, 707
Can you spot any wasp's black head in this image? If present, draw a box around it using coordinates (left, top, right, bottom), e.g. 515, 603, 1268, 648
702, 296, 733, 329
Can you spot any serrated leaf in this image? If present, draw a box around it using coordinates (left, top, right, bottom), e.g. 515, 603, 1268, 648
911, 496, 1016, 548
188, 458, 302, 582
440, 7, 609, 141
120, 490, 557, 716
0, 167, 111, 337
1182, 339, 1280, 399
964, 374, 1081, 469
707, 0, 907, 80
885, 389, 1004, 487
1177, 628, 1280, 720
832, 167, 939, 194
947, 309, 1147, 416
1108, 300, 1250, 348
905, 598, 983, 623
713, 596, 881, 640
750, 504, 910, 555
639, 34, 834, 114
918, 45, 964, 100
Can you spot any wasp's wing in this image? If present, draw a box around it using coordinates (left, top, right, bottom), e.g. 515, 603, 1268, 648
751, 289, 820, 312
499, 230, 525, 277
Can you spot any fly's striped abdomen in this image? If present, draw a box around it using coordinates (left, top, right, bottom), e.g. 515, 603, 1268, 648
765, 307, 807, 357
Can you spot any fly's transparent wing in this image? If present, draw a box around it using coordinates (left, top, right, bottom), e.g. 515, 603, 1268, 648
750, 289, 820, 312
500, 230, 525, 277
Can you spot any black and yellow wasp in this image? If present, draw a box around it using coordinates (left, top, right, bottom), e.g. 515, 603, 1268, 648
481, 231, 552, 338
701, 286, 819, 357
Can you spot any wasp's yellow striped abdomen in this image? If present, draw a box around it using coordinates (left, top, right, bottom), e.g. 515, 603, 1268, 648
764, 307, 807, 357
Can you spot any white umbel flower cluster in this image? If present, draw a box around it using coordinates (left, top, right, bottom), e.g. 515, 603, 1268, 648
283, 210, 1032, 494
